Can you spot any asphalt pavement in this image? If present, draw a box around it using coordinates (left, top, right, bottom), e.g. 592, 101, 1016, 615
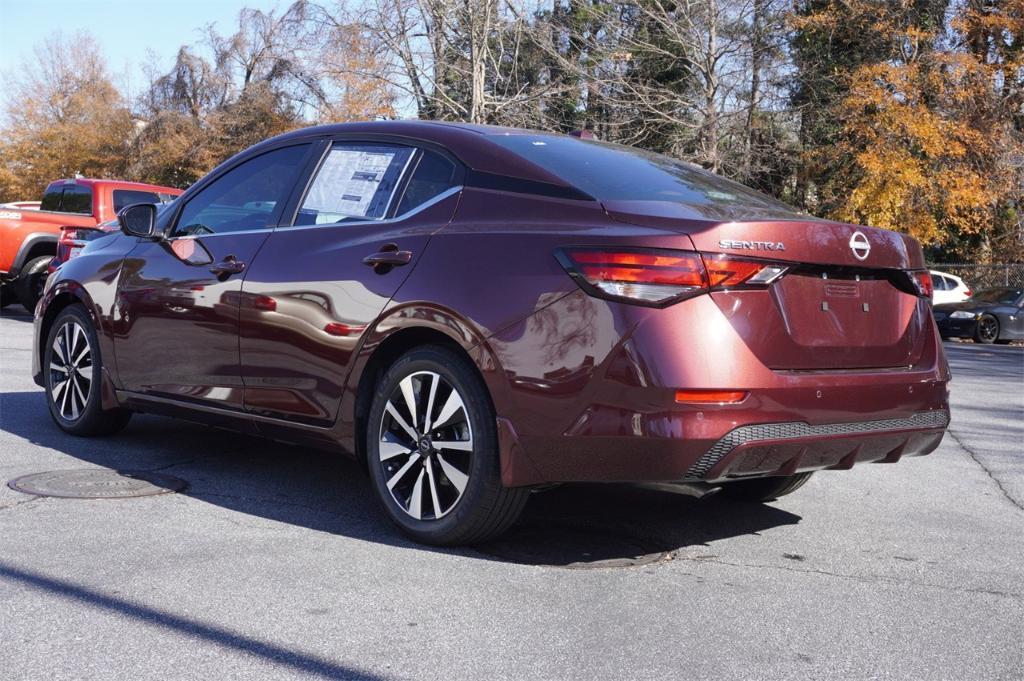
1, 305, 1022, 680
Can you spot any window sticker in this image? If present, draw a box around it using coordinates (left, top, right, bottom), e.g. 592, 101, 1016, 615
304, 150, 397, 221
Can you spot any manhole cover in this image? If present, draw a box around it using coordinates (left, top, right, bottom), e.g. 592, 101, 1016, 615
8, 469, 187, 499
475, 524, 670, 569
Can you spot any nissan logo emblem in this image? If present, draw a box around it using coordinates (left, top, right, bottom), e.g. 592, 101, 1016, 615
849, 231, 870, 261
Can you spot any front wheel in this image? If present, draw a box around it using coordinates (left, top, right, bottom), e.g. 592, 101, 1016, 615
44, 305, 132, 436
366, 346, 529, 546
718, 472, 814, 502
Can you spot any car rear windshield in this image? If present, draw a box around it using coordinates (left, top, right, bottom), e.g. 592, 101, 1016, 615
487, 134, 802, 216
971, 288, 1022, 304
40, 184, 93, 214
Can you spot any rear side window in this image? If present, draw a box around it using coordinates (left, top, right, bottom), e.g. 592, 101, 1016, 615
40, 185, 93, 214
395, 151, 458, 216
296, 144, 414, 225
173, 144, 310, 237
113, 189, 167, 212
932, 275, 951, 291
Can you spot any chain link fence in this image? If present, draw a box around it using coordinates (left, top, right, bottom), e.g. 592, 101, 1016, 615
927, 264, 1024, 290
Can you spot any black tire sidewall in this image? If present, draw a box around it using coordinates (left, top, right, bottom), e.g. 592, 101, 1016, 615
44, 305, 104, 434
975, 314, 998, 344
366, 346, 500, 543
16, 255, 51, 311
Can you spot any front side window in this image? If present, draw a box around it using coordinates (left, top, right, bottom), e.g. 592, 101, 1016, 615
173, 144, 310, 237
296, 144, 413, 226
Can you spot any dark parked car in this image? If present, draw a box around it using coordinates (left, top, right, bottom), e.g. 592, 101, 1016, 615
934, 287, 1024, 344
33, 121, 950, 545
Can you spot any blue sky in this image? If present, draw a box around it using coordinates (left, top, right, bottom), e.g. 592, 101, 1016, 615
0, 0, 283, 96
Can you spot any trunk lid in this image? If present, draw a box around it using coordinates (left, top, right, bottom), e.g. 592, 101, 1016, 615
604, 201, 930, 370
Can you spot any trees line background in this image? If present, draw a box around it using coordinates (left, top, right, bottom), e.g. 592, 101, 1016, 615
1, 0, 1021, 262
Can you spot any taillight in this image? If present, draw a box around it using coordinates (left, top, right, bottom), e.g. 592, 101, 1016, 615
701, 253, 789, 288
59, 228, 82, 247
964, 288, 972, 298
556, 247, 707, 306
909, 270, 933, 298
556, 247, 789, 307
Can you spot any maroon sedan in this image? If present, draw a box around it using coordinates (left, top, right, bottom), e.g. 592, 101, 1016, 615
33, 121, 950, 545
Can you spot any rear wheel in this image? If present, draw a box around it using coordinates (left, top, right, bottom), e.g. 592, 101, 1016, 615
974, 314, 999, 344
366, 346, 529, 546
15, 255, 51, 312
718, 472, 814, 502
44, 305, 132, 436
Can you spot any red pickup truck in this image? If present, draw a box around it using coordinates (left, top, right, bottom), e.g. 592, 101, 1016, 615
0, 178, 182, 311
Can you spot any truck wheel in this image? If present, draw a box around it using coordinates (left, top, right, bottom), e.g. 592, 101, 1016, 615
44, 304, 132, 436
366, 345, 529, 546
718, 472, 814, 502
14, 255, 51, 312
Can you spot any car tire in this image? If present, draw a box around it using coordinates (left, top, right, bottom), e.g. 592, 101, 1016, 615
717, 472, 814, 502
0, 286, 13, 309
974, 314, 999, 344
44, 304, 132, 436
14, 255, 52, 312
366, 345, 529, 546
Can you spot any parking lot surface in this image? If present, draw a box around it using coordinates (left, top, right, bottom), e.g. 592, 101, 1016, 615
1, 307, 1022, 680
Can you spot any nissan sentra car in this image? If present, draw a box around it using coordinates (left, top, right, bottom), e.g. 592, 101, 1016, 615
33, 121, 951, 545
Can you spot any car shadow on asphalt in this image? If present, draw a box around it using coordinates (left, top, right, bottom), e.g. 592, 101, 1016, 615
1, 390, 801, 568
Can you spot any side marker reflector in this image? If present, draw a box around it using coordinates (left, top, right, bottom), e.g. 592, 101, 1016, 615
675, 389, 748, 404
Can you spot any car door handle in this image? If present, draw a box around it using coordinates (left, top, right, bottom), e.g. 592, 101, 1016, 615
210, 256, 246, 276
362, 249, 412, 267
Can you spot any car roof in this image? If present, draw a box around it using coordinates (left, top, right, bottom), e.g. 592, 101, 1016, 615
255, 120, 577, 188
929, 270, 965, 284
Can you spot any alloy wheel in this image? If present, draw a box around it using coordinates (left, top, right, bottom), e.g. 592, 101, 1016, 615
377, 370, 473, 520
49, 321, 92, 421
978, 315, 999, 343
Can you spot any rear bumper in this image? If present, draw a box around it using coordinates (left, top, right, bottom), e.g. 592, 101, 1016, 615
687, 410, 948, 481
487, 291, 951, 486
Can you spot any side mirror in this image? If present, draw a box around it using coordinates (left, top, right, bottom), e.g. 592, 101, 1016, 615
118, 203, 159, 239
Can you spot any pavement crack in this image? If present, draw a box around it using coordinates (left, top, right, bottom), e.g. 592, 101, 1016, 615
677, 555, 1023, 601
946, 428, 1024, 513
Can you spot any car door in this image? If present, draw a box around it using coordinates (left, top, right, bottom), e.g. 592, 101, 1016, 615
237, 141, 462, 426
931, 274, 952, 305
114, 142, 314, 410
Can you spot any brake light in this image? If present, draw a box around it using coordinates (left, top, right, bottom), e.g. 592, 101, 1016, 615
556, 247, 707, 306
909, 270, 933, 298
59, 228, 83, 247
556, 247, 789, 307
964, 288, 972, 297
